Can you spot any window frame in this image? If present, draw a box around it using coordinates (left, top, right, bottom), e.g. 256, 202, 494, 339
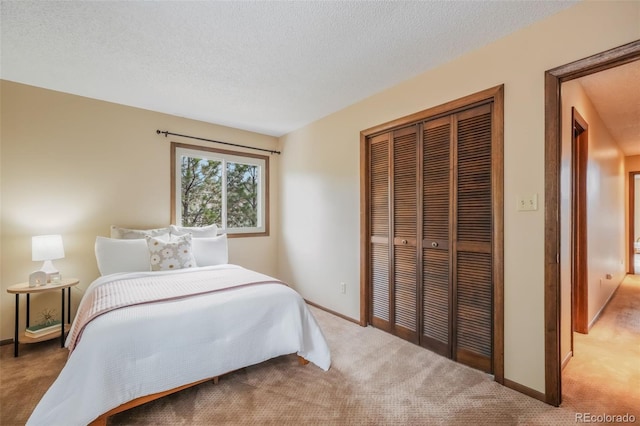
170, 142, 269, 237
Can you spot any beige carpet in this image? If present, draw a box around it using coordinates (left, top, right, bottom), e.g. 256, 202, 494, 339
2, 279, 638, 425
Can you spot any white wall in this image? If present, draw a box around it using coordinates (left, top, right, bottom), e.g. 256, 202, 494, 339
0, 81, 280, 341
277, 1, 640, 394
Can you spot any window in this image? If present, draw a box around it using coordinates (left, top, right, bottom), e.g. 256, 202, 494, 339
171, 142, 269, 236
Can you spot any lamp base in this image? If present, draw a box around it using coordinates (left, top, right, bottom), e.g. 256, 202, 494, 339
39, 260, 60, 284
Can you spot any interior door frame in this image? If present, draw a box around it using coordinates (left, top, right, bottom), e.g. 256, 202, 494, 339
544, 40, 640, 407
571, 107, 589, 335
629, 172, 639, 274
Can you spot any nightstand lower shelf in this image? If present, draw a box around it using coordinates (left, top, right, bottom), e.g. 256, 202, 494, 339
19, 324, 71, 344
7, 278, 80, 357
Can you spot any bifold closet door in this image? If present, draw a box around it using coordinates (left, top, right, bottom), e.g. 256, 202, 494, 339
368, 101, 495, 374
453, 104, 493, 373
391, 126, 418, 342
421, 116, 452, 357
369, 133, 391, 332
368, 126, 419, 343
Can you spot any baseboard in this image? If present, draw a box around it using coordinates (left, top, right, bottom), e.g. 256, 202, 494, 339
304, 300, 361, 325
0, 338, 13, 346
561, 350, 573, 370
503, 378, 546, 403
588, 277, 624, 330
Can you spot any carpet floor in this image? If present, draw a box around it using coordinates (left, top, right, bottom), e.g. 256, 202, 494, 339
561, 274, 640, 417
1, 276, 638, 425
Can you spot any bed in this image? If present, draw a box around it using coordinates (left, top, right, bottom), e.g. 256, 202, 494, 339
27, 226, 331, 425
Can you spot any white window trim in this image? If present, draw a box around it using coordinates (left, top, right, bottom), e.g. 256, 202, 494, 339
172, 143, 268, 236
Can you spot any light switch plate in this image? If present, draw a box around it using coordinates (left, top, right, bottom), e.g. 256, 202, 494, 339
517, 193, 538, 211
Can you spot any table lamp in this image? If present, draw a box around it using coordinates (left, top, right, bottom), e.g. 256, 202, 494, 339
32, 235, 65, 282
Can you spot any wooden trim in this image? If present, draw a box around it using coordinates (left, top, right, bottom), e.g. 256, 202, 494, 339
0, 338, 13, 346
491, 85, 505, 385
544, 39, 640, 407
503, 378, 546, 403
547, 40, 640, 80
305, 299, 361, 325
170, 142, 270, 238
89, 376, 218, 425
362, 85, 500, 137
170, 142, 177, 224
571, 108, 589, 335
88, 352, 311, 425
544, 69, 562, 407
630, 172, 639, 274
360, 132, 369, 326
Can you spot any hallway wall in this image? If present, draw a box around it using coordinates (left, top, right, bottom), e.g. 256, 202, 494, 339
560, 80, 627, 364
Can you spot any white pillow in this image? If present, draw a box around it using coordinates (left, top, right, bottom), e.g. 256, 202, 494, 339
146, 234, 197, 271
170, 224, 218, 238
191, 234, 228, 266
95, 237, 151, 276
110, 225, 170, 240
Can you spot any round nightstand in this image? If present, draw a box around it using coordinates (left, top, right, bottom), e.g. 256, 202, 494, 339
7, 278, 80, 357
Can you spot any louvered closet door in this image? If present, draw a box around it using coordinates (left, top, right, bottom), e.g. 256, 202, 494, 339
369, 133, 391, 331
421, 116, 452, 357
392, 126, 419, 342
453, 104, 493, 373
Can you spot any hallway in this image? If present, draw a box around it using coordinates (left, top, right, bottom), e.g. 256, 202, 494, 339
561, 274, 640, 417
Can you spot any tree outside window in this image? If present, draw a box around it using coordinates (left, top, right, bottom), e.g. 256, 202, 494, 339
172, 143, 268, 236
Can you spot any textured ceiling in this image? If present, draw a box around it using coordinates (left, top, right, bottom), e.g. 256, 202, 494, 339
1, 1, 578, 137
577, 60, 640, 157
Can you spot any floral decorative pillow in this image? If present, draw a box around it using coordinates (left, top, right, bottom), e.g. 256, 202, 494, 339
146, 234, 197, 271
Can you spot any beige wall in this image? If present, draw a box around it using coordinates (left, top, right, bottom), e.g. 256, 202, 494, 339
277, 1, 640, 394
559, 80, 628, 366
1, 0, 638, 398
0, 81, 280, 341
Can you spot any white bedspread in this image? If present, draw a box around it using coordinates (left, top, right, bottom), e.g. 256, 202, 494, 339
27, 265, 331, 426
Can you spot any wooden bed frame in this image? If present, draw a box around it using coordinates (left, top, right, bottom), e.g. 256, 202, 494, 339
89, 355, 310, 425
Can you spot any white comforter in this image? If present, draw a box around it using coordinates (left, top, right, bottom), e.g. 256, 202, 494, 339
27, 265, 331, 426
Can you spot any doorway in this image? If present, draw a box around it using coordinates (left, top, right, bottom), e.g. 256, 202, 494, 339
544, 40, 640, 406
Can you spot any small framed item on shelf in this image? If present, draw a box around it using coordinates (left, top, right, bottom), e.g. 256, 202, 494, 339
29, 271, 47, 288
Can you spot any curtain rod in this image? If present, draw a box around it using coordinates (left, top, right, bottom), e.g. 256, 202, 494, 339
156, 130, 281, 155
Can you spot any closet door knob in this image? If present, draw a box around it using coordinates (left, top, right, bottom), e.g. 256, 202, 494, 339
401, 239, 408, 245
431, 242, 438, 248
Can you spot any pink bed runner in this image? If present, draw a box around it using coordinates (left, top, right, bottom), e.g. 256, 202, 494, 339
67, 267, 285, 354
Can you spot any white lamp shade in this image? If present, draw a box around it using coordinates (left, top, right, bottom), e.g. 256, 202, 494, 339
32, 235, 65, 261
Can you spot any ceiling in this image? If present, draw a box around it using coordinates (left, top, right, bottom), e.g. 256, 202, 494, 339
577, 60, 640, 157
1, 1, 579, 137
2, 2, 636, 156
